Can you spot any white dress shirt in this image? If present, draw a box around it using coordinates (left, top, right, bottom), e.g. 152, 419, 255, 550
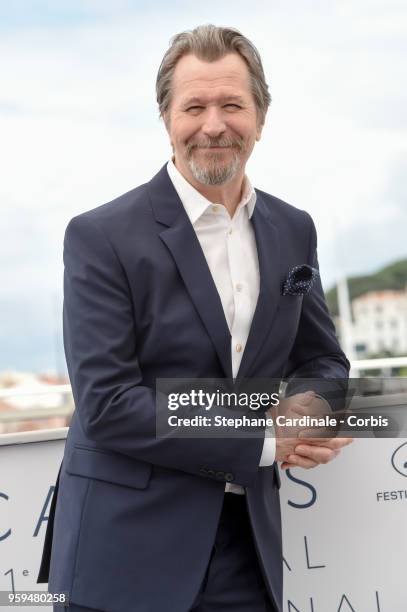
167, 160, 276, 494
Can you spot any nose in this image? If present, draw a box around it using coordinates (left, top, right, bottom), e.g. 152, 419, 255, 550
201, 107, 226, 138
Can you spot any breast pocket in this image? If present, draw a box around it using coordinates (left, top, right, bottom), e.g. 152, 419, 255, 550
65, 445, 152, 489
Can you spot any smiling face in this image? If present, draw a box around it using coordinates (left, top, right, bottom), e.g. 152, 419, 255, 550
164, 52, 264, 187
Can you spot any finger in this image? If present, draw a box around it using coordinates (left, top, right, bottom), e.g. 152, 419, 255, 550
320, 437, 354, 451
281, 460, 315, 470
298, 430, 334, 441
281, 447, 342, 470
284, 454, 319, 469
293, 444, 340, 464
293, 404, 328, 417
281, 462, 296, 470
295, 390, 316, 406
297, 436, 353, 448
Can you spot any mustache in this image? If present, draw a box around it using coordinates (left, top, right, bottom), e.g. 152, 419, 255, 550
186, 136, 245, 155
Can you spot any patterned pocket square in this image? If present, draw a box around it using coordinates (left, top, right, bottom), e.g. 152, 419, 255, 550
282, 264, 319, 296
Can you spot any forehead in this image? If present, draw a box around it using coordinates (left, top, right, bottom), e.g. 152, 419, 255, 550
171, 52, 253, 105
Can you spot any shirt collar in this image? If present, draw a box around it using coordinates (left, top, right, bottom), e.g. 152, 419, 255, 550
166, 158, 256, 225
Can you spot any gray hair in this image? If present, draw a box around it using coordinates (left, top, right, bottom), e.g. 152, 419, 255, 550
156, 24, 271, 127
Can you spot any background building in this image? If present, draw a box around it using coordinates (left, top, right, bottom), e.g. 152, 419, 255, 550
352, 290, 407, 357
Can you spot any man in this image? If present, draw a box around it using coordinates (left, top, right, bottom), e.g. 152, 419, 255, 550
38, 25, 351, 612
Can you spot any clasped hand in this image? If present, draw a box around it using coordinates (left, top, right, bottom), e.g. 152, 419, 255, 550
269, 390, 353, 470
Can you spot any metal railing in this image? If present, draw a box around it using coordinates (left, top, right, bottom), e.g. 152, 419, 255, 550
351, 356, 407, 372
0, 357, 406, 427
0, 385, 73, 433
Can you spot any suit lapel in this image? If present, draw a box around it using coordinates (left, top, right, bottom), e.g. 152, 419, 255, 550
148, 165, 232, 378
148, 166, 281, 380
237, 192, 281, 379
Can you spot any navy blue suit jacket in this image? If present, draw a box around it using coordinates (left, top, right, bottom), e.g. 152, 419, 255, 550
37, 164, 349, 612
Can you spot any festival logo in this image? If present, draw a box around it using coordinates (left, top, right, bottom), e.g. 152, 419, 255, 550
391, 441, 407, 477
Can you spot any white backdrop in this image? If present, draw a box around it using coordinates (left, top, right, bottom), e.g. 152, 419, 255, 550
281, 437, 406, 611
0, 433, 65, 611
1, 431, 405, 611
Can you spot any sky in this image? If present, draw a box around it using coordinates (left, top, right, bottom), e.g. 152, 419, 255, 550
0, 0, 406, 373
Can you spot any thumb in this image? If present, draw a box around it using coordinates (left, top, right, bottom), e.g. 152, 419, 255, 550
297, 390, 316, 406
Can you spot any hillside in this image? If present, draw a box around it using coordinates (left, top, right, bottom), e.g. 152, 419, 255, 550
325, 259, 407, 317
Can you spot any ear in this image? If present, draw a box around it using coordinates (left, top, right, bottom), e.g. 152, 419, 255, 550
255, 110, 267, 141
163, 114, 174, 151
162, 111, 171, 133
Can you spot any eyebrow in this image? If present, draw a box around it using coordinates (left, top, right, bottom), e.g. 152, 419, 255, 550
181, 95, 246, 107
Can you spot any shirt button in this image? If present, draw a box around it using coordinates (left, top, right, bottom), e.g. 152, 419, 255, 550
236, 283, 242, 292
212, 206, 219, 213
228, 228, 233, 235
235, 343, 243, 353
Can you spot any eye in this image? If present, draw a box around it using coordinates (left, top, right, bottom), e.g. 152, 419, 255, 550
186, 106, 204, 113
224, 104, 242, 110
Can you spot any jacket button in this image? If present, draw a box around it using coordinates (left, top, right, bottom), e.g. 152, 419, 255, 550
200, 467, 208, 475
207, 469, 215, 478
225, 472, 234, 482
216, 471, 225, 480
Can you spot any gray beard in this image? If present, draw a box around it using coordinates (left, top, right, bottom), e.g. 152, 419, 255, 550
187, 152, 241, 186
185, 137, 245, 186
